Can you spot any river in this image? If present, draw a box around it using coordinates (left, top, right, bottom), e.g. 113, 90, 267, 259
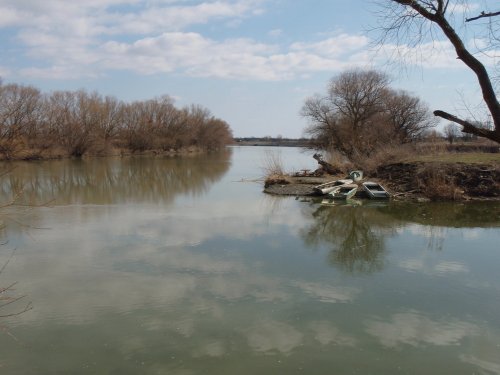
0, 146, 499, 374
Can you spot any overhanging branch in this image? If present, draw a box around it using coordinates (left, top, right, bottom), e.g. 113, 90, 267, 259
466, 10, 500, 22
433, 110, 500, 142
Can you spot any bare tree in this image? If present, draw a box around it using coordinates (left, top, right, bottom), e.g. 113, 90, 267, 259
48, 90, 97, 157
303, 69, 391, 158
0, 81, 233, 159
302, 95, 342, 151
383, 89, 436, 142
120, 100, 156, 152
444, 122, 460, 144
0, 83, 42, 157
329, 69, 390, 133
376, 0, 500, 143
96, 96, 124, 144
302, 68, 435, 160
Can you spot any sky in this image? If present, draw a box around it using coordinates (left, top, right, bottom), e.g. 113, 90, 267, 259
0, 0, 498, 138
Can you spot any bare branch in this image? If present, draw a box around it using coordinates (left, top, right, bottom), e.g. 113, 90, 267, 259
373, 1, 500, 143
0, 301, 33, 318
466, 10, 500, 23
434, 110, 500, 141
0, 248, 17, 276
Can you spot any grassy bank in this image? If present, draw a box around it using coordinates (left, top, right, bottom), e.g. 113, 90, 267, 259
263, 146, 500, 201
401, 152, 500, 164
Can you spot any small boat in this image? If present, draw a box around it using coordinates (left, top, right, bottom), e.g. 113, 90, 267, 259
349, 170, 363, 182
329, 184, 358, 200
362, 181, 390, 199
314, 179, 353, 195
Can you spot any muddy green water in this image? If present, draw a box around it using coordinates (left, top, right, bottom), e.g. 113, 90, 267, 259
0, 147, 499, 374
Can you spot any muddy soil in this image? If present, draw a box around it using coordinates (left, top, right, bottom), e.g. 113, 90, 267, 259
376, 162, 500, 200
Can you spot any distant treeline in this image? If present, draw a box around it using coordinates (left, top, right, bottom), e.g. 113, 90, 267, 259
0, 80, 233, 160
234, 137, 312, 147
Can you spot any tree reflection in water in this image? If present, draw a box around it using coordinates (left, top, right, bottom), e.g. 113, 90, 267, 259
0, 149, 232, 206
301, 202, 400, 274
301, 201, 500, 273
382, 202, 500, 228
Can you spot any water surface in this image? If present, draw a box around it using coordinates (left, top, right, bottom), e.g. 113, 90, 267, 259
1, 147, 499, 374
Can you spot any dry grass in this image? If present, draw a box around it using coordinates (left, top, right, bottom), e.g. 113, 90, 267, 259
262, 150, 286, 177
325, 151, 354, 173
405, 152, 500, 164
353, 141, 499, 174
262, 150, 294, 187
416, 165, 464, 201
355, 144, 417, 174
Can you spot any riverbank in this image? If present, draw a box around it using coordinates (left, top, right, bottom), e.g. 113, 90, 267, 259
233, 138, 311, 147
0, 144, 218, 161
264, 159, 500, 201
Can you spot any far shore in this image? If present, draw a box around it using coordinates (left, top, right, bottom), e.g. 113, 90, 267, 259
233, 138, 311, 147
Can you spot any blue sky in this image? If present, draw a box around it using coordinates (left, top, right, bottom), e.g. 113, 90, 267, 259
0, 0, 498, 137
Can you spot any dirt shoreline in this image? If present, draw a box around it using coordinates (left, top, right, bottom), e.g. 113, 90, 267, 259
264, 162, 500, 201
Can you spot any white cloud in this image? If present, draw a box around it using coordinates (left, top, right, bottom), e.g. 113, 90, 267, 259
268, 28, 283, 37
0, 6, 23, 27
0, 0, 377, 81
2, 0, 491, 82
96, 32, 374, 80
376, 40, 466, 70
113, 0, 266, 34
290, 34, 369, 56
0, 0, 265, 35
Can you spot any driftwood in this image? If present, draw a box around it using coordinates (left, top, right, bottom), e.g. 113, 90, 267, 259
313, 154, 342, 175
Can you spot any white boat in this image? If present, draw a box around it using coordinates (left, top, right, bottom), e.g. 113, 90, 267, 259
362, 181, 390, 199
313, 179, 353, 195
329, 184, 358, 200
349, 170, 363, 182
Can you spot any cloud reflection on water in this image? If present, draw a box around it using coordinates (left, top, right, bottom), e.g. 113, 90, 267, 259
246, 319, 304, 355
1, 150, 500, 374
292, 281, 359, 303
365, 310, 479, 348
399, 259, 469, 276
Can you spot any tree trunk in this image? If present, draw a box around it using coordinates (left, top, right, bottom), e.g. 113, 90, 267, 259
313, 153, 342, 175
392, 0, 500, 144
